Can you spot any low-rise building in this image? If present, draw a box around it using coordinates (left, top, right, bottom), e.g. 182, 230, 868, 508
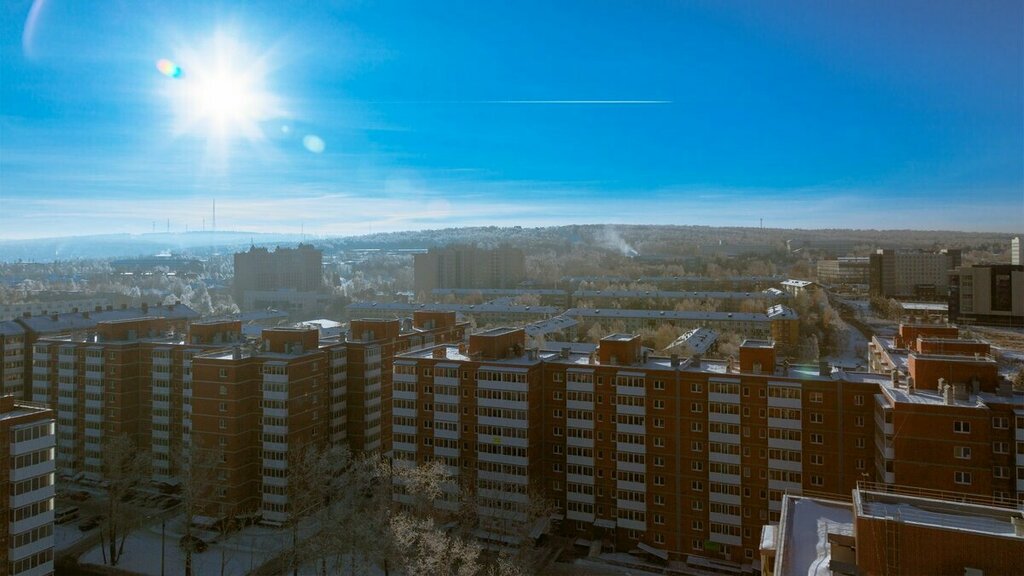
949, 264, 1024, 327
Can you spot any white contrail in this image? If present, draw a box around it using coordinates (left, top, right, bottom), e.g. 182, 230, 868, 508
483, 100, 671, 104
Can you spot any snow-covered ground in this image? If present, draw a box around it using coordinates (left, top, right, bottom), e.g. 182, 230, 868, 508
54, 524, 86, 551
79, 515, 292, 575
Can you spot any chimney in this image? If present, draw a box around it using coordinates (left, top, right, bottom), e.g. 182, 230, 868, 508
50, 313, 58, 321
953, 382, 969, 401
641, 350, 649, 364
82, 312, 89, 319
231, 346, 241, 360
95, 306, 103, 312
119, 304, 126, 310
142, 303, 149, 313
907, 376, 915, 394
670, 353, 680, 367
942, 382, 953, 405
72, 307, 79, 313
22, 312, 30, 318
527, 348, 538, 361
560, 346, 571, 359
432, 347, 446, 359
458, 343, 466, 355
1012, 515, 1024, 537
891, 369, 900, 386
998, 377, 1012, 397
818, 360, 830, 377
970, 377, 980, 396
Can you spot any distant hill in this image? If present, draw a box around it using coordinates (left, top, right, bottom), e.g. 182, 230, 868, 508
0, 225, 1015, 262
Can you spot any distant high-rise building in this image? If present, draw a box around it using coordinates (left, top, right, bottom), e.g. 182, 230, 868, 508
869, 248, 961, 299
1012, 236, 1022, 266
413, 245, 525, 295
0, 396, 55, 576
816, 256, 870, 287
948, 264, 1024, 327
233, 244, 323, 302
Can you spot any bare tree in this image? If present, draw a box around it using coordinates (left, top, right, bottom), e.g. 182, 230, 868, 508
178, 442, 222, 576
99, 434, 149, 566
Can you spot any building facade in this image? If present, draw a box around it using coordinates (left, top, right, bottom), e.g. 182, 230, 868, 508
1, 396, 56, 576
233, 244, 324, 302
869, 248, 961, 299
948, 264, 1024, 327
816, 257, 870, 287
413, 245, 525, 295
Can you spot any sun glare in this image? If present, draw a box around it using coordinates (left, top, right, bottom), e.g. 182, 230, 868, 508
161, 31, 279, 144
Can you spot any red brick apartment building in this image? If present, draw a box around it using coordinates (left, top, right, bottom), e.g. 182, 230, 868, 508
393, 325, 1022, 569
26, 311, 465, 523
0, 396, 56, 576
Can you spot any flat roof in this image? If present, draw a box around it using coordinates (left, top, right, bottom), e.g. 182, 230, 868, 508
856, 489, 1024, 538
602, 333, 637, 342
775, 495, 854, 576
475, 327, 521, 337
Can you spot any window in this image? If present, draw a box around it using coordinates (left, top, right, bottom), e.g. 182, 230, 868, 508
654, 380, 664, 390
954, 446, 971, 459
654, 417, 665, 428
855, 416, 865, 427
691, 402, 703, 413
552, 444, 563, 454
553, 391, 563, 400
691, 422, 702, 432
809, 391, 823, 403
691, 461, 703, 472
993, 466, 1009, 479
653, 399, 665, 409
954, 421, 971, 434
810, 412, 823, 424
654, 513, 665, 525
993, 441, 1009, 454
692, 500, 703, 511
654, 456, 665, 467
854, 394, 864, 406
810, 454, 824, 465
553, 409, 563, 418
219, 385, 227, 396
218, 402, 227, 413
810, 433, 823, 444
856, 437, 865, 449
811, 475, 824, 486
218, 368, 227, 379
992, 416, 1008, 429
553, 372, 563, 382
691, 441, 703, 452
954, 471, 972, 485
691, 383, 702, 393
218, 419, 227, 430
653, 437, 665, 448
553, 426, 563, 437
654, 494, 665, 506
856, 459, 865, 470
654, 475, 665, 486
692, 520, 703, 531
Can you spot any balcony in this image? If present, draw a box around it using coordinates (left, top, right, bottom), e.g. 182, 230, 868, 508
433, 445, 459, 458
709, 491, 741, 505
616, 460, 644, 473
477, 415, 525, 429
566, 509, 595, 523
10, 484, 56, 509
709, 391, 740, 404
616, 442, 645, 454
567, 399, 594, 411
11, 460, 55, 483
567, 435, 594, 448
708, 472, 741, 485
615, 403, 645, 416
617, 518, 646, 531
566, 380, 594, 393
567, 491, 595, 505
566, 473, 595, 485
768, 437, 801, 451
768, 479, 801, 493
615, 385, 645, 397
709, 512, 741, 525
708, 412, 740, 425
709, 452, 741, 466
436, 393, 461, 406
616, 480, 646, 493
435, 410, 459, 423
11, 432, 55, 455
394, 389, 417, 401
9, 533, 54, 565
567, 418, 594, 430
9, 509, 54, 543
477, 377, 528, 393
709, 531, 741, 547
616, 423, 645, 436
708, 432, 741, 445
478, 469, 527, 485
768, 459, 802, 473
767, 417, 801, 430
393, 441, 417, 453
477, 450, 527, 466
767, 396, 801, 409
477, 433, 526, 448
616, 498, 645, 512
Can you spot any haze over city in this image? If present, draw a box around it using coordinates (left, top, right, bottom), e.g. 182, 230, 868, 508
2, 0, 1022, 240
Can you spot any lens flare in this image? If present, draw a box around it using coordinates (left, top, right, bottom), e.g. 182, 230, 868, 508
156, 59, 182, 78
303, 135, 325, 154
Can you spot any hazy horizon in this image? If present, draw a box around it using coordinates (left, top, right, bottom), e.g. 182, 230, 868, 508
2, 1, 1022, 239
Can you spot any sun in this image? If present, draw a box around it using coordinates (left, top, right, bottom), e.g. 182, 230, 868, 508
160, 31, 280, 143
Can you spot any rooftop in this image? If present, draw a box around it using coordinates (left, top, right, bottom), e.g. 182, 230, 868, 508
775, 495, 854, 576
855, 487, 1024, 538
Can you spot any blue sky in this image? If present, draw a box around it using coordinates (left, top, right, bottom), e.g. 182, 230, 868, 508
1, 0, 1021, 239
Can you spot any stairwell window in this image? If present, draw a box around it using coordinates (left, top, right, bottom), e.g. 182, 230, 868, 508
954, 471, 972, 485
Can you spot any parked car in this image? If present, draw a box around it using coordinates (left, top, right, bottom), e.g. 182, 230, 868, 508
55, 507, 80, 524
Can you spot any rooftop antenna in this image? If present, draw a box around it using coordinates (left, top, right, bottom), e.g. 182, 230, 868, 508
760, 218, 763, 230
212, 199, 216, 233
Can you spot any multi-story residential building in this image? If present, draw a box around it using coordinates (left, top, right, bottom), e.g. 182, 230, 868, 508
572, 289, 788, 311
233, 244, 323, 303
1012, 236, 1022, 266
949, 264, 1024, 327
869, 248, 962, 299
430, 288, 569, 307
816, 256, 870, 287
3, 303, 199, 402
1, 396, 56, 576
30, 317, 242, 481
563, 276, 784, 291
762, 485, 1024, 576
0, 296, 113, 322
27, 310, 465, 524
392, 323, 1023, 569
414, 245, 525, 295
0, 323, 27, 402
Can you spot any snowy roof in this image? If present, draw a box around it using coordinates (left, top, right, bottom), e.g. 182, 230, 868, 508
766, 304, 798, 319
781, 279, 816, 288
775, 495, 854, 576
524, 315, 578, 337
564, 308, 772, 322
665, 327, 718, 354
17, 304, 200, 334
575, 289, 788, 300
347, 302, 559, 314
431, 288, 566, 296
0, 321, 25, 336
855, 489, 1024, 537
